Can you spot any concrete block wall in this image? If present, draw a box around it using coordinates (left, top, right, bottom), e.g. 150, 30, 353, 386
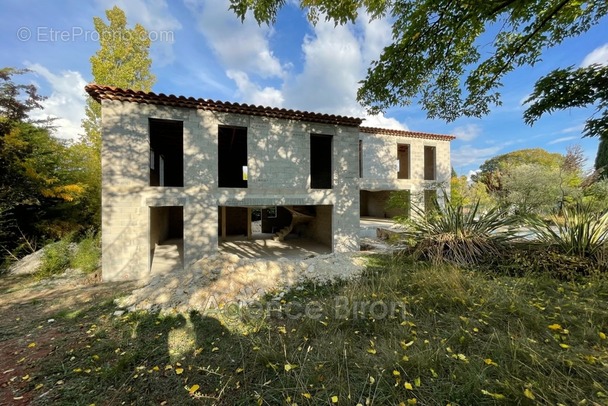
100, 100, 360, 281
359, 132, 451, 193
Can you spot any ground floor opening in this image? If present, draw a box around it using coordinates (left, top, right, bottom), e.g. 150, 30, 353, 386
360, 190, 410, 219
218, 205, 333, 259
149, 206, 184, 274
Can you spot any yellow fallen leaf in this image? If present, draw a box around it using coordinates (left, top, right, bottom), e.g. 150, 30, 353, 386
235, 367, 244, 373
481, 389, 505, 400
28, 342, 36, 348
367, 348, 377, 354
302, 393, 312, 399
523, 388, 535, 400
284, 363, 298, 372
369, 376, 375, 384
559, 343, 570, 349
35, 384, 44, 390
331, 395, 339, 403
175, 368, 184, 374
22, 374, 29, 380
407, 399, 417, 405
414, 377, 421, 387
277, 326, 287, 334
402, 355, 409, 362
484, 358, 498, 367
599, 332, 607, 340
393, 370, 401, 377
404, 382, 413, 390
548, 324, 562, 331
188, 384, 200, 394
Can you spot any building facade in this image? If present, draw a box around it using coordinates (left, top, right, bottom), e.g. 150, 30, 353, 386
86, 84, 454, 282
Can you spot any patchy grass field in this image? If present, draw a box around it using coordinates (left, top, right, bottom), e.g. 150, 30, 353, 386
2, 255, 608, 405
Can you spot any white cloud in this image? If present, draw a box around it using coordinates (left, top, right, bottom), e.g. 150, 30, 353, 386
283, 20, 362, 114
452, 124, 482, 142
227, 70, 284, 107
548, 136, 580, 145
26, 63, 87, 141
361, 114, 407, 130
451, 145, 502, 168
355, 10, 392, 66
184, 4, 408, 128
559, 124, 585, 134
184, 0, 284, 79
280, 15, 407, 128
581, 43, 608, 67
95, 0, 181, 66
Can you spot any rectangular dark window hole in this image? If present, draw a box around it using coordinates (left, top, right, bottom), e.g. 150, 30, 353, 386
359, 140, 363, 178
397, 144, 410, 179
310, 134, 332, 189
424, 146, 436, 181
149, 119, 183, 187
218, 126, 248, 188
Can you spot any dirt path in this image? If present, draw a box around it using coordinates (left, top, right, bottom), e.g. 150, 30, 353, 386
0, 272, 136, 405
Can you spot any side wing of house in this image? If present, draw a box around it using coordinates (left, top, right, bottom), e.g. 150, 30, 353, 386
358, 127, 455, 218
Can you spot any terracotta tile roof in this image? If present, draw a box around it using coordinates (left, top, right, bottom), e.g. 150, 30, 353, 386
360, 126, 455, 141
85, 84, 363, 127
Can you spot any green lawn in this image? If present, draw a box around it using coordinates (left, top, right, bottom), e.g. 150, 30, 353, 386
22, 255, 608, 405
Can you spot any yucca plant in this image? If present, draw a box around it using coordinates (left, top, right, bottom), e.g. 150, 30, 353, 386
401, 192, 518, 266
525, 203, 608, 258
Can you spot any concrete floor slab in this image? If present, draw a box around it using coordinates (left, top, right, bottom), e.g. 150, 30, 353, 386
150, 239, 183, 275
219, 234, 331, 259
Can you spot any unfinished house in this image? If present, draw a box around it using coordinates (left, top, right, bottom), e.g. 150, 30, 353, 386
86, 85, 454, 282
358, 127, 454, 218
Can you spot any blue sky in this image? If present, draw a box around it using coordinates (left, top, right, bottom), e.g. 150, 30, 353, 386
1, 0, 607, 176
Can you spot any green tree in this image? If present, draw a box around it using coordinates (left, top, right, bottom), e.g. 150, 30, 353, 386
595, 136, 608, 176
1, 69, 85, 262
471, 148, 564, 192
79, 6, 156, 226
501, 163, 562, 215
230, 0, 607, 125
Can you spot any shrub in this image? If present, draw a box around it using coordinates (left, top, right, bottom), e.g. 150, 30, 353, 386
70, 231, 101, 274
400, 193, 517, 266
525, 203, 608, 258
36, 237, 73, 279
499, 242, 602, 279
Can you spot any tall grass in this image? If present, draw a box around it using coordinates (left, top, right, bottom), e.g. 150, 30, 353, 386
30, 255, 608, 405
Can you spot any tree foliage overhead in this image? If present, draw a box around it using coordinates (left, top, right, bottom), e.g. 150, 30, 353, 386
524, 64, 608, 138
230, 0, 607, 126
